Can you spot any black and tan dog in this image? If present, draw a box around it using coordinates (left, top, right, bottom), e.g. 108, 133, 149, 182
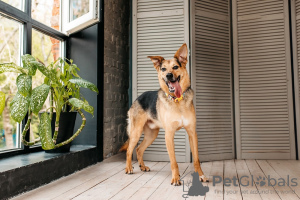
120, 43, 208, 185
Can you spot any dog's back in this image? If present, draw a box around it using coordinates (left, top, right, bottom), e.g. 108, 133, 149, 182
135, 90, 158, 119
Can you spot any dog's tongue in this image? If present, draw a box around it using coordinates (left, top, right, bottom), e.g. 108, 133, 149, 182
169, 81, 182, 98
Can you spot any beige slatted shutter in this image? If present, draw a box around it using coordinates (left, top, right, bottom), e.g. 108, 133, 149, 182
291, 0, 300, 159
233, 0, 296, 159
191, 0, 234, 161
132, 0, 190, 162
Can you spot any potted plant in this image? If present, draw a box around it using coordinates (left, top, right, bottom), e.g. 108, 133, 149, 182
0, 54, 98, 152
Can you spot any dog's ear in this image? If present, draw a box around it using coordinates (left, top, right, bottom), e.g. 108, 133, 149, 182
174, 43, 188, 66
147, 56, 165, 71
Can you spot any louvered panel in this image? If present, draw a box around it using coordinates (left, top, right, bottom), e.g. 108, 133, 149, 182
292, 0, 300, 159
233, 0, 296, 159
237, 1, 284, 17
132, 0, 190, 162
192, 0, 234, 162
137, 0, 183, 13
195, 0, 228, 15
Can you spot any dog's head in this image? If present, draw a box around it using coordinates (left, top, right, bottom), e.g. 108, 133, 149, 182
148, 43, 190, 98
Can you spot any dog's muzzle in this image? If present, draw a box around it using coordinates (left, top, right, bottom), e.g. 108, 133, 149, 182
165, 75, 181, 93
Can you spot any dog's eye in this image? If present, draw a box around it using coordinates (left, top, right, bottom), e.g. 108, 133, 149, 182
161, 68, 166, 72
173, 66, 179, 70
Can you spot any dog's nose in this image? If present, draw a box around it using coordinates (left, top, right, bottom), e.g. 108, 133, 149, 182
166, 73, 173, 80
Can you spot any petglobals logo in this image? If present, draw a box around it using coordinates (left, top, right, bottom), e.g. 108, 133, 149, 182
213, 175, 298, 187
180, 172, 298, 199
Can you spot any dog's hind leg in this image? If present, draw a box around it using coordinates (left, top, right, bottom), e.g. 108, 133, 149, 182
125, 111, 147, 174
136, 124, 159, 172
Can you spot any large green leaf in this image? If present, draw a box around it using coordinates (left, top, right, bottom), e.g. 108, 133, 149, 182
68, 98, 94, 115
10, 92, 30, 123
0, 92, 5, 115
39, 112, 55, 150
34, 60, 57, 82
30, 84, 50, 114
0, 63, 28, 74
16, 74, 32, 97
69, 78, 99, 94
21, 54, 38, 76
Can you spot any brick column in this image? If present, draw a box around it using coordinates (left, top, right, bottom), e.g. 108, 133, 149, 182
103, 0, 130, 158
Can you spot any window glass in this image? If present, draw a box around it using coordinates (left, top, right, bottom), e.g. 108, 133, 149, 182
31, 0, 60, 31
70, 0, 89, 21
31, 29, 61, 144
0, 16, 22, 151
1, 0, 24, 11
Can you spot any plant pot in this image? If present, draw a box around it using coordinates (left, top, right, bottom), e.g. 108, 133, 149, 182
46, 112, 77, 153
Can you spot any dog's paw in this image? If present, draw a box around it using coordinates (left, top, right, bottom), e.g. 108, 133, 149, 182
171, 175, 181, 186
139, 165, 150, 172
200, 175, 209, 182
125, 165, 134, 174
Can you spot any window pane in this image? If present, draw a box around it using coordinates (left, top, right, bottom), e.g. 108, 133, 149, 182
31, 0, 60, 31
1, 0, 24, 11
0, 16, 22, 151
70, 0, 89, 21
31, 29, 61, 145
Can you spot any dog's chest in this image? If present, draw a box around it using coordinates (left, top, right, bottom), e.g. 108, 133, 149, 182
147, 115, 190, 130
172, 115, 190, 127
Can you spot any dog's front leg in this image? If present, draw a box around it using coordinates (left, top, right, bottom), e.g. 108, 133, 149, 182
185, 125, 209, 182
165, 130, 181, 186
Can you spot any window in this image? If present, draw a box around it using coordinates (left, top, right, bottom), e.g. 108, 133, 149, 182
31, 0, 61, 31
0, 15, 22, 151
0, 0, 66, 155
31, 0, 100, 35
62, 0, 99, 35
0, 0, 101, 156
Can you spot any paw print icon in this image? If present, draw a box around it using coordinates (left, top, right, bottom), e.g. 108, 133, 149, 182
256, 176, 266, 186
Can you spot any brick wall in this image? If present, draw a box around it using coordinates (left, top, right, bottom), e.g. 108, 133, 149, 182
103, 0, 130, 158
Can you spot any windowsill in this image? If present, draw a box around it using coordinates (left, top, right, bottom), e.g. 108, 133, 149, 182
0, 145, 96, 173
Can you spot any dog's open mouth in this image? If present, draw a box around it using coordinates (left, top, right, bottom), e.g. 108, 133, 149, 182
166, 76, 182, 98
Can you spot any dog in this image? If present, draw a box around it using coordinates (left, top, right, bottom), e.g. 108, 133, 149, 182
120, 43, 208, 185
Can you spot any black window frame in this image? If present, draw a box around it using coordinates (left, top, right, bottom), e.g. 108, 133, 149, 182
0, 0, 68, 158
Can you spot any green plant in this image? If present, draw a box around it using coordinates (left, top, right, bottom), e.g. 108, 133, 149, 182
0, 54, 98, 150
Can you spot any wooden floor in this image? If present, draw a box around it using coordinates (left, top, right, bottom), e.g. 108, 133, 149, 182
12, 153, 300, 200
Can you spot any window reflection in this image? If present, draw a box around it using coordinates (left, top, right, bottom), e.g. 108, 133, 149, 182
70, 0, 89, 21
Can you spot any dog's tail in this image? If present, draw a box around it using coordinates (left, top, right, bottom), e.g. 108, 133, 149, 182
119, 139, 129, 152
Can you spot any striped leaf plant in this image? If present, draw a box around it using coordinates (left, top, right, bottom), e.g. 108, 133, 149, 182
0, 55, 98, 150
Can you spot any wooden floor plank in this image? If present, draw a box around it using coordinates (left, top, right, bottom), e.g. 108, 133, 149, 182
12, 154, 127, 200
224, 160, 243, 200
52, 162, 136, 200
267, 160, 300, 198
72, 161, 157, 200
246, 160, 280, 200
129, 163, 171, 200
256, 160, 300, 200
110, 162, 168, 200
235, 159, 262, 200
147, 163, 190, 200
205, 161, 224, 200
